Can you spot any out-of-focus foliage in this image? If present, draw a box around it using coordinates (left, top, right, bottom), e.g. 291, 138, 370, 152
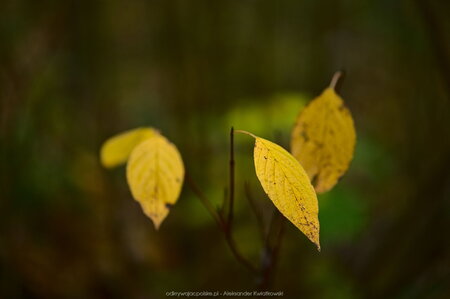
291, 84, 356, 193
1, 0, 449, 298
227, 93, 307, 137
126, 132, 184, 230
101, 127, 185, 229
249, 133, 320, 250
100, 127, 156, 168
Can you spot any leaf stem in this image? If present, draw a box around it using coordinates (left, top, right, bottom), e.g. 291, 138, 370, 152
235, 129, 257, 138
329, 70, 346, 92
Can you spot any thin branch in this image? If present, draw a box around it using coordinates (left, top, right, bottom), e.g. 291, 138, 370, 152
272, 217, 286, 262
244, 182, 266, 243
185, 167, 258, 274
228, 127, 235, 226
185, 172, 223, 227
258, 211, 286, 290
265, 208, 279, 247
224, 232, 259, 273
267, 217, 286, 285
223, 126, 259, 273
220, 186, 228, 219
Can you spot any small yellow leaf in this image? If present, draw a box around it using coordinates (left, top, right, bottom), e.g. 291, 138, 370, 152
291, 85, 356, 193
126, 133, 184, 229
240, 131, 320, 250
100, 127, 156, 168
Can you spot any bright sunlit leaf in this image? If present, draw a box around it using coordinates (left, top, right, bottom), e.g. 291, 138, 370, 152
291, 75, 356, 194
238, 130, 320, 250
126, 133, 184, 229
100, 127, 157, 168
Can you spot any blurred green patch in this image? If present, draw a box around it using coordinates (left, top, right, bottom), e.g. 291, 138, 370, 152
226, 92, 308, 138
319, 185, 368, 245
308, 256, 358, 299
352, 135, 396, 183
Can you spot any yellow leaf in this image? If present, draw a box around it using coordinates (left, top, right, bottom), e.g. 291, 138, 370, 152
100, 127, 157, 168
126, 133, 184, 229
239, 131, 320, 250
291, 79, 356, 193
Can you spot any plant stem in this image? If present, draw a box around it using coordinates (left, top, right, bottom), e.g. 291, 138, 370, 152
228, 127, 235, 227
244, 182, 266, 243
259, 211, 286, 290
224, 126, 258, 273
185, 172, 222, 227
185, 139, 258, 273
186, 127, 287, 277
329, 70, 346, 92
235, 129, 257, 138
224, 232, 259, 273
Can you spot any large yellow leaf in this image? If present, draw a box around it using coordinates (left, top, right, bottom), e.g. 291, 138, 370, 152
291, 86, 356, 193
100, 127, 157, 168
239, 131, 320, 250
126, 133, 184, 229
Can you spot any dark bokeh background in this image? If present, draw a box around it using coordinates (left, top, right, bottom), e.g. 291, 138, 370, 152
1, 0, 450, 298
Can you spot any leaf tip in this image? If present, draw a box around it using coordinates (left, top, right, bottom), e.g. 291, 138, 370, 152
99, 144, 112, 168
151, 216, 164, 231
100, 156, 114, 169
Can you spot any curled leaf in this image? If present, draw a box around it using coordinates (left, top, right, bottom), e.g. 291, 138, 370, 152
126, 133, 184, 229
238, 131, 320, 250
291, 82, 356, 193
100, 127, 157, 168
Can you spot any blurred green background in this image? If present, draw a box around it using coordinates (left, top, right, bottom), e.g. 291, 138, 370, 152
1, 0, 449, 298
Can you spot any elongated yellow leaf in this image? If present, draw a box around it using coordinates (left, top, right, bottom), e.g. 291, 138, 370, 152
126, 134, 184, 229
100, 127, 157, 168
291, 86, 356, 193
240, 131, 320, 250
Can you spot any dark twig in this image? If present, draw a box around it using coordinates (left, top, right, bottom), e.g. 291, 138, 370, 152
259, 210, 286, 290
185, 129, 259, 274
187, 127, 288, 278
267, 216, 286, 284
223, 126, 259, 273
265, 208, 280, 247
228, 127, 235, 226
244, 182, 266, 243
220, 186, 228, 219
274, 218, 286, 254
185, 172, 222, 227
224, 232, 259, 274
